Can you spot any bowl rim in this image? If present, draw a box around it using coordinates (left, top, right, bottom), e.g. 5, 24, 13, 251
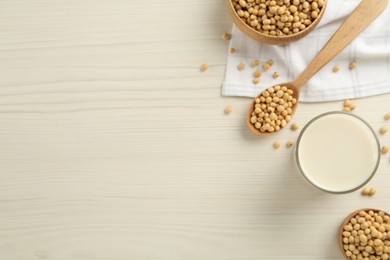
294, 111, 381, 194
226, 0, 327, 39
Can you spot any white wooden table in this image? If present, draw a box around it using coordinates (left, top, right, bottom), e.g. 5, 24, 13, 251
0, 1, 389, 259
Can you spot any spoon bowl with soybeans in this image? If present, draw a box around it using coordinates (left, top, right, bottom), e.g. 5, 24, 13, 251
247, 0, 388, 136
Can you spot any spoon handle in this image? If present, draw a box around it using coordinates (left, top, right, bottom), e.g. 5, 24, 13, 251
292, 0, 388, 89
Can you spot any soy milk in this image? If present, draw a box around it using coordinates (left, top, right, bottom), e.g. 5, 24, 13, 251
295, 112, 380, 193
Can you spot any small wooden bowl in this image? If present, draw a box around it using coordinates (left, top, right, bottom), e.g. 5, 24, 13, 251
339, 208, 389, 259
226, 0, 327, 45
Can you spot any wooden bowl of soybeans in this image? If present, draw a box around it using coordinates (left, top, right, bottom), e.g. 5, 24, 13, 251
227, 0, 327, 45
339, 208, 390, 259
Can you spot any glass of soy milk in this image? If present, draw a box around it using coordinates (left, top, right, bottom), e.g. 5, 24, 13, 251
295, 111, 381, 194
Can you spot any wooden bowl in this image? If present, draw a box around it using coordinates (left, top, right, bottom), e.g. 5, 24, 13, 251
226, 0, 327, 45
339, 208, 389, 259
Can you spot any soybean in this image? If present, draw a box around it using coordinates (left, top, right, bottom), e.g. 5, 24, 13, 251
238, 63, 245, 71
254, 70, 262, 77
291, 122, 299, 131
362, 188, 370, 196
251, 59, 260, 67
382, 145, 389, 155
379, 126, 388, 135
385, 112, 390, 120
200, 64, 208, 72
225, 105, 233, 114
222, 32, 232, 40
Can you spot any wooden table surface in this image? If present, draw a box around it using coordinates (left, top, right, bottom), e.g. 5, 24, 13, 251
1, 1, 389, 259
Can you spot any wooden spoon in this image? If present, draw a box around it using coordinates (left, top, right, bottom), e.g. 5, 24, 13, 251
247, 0, 388, 136
338, 208, 389, 258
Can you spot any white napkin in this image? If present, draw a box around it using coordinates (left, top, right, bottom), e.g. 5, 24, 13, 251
222, 0, 390, 102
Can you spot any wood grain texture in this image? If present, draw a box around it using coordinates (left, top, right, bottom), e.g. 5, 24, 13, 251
0, 0, 389, 259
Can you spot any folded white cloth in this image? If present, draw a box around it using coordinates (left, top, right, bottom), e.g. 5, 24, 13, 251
222, 0, 390, 102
